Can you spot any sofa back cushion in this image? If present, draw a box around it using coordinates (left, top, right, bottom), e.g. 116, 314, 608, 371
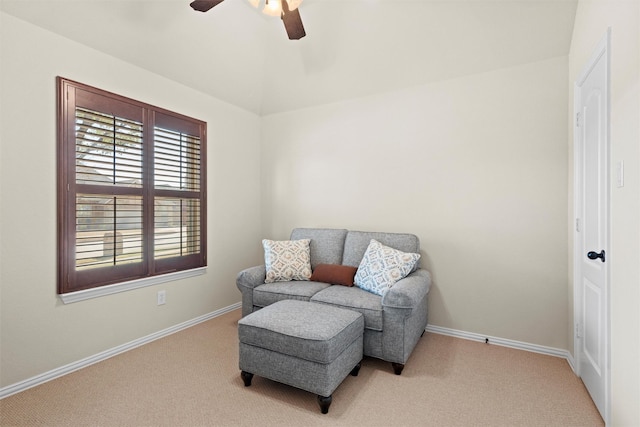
290, 228, 348, 269
342, 231, 420, 270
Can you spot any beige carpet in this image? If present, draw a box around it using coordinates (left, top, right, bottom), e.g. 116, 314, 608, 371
1, 309, 603, 427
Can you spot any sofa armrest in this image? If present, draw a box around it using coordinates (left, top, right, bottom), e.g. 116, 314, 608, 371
236, 265, 266, 317
381, 269, 431, 311
236, 265, 266, 292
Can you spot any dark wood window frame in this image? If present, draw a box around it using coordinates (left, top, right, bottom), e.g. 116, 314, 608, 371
57, 77, 207, 295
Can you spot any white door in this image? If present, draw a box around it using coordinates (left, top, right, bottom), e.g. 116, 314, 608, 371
574, 30, 610, 423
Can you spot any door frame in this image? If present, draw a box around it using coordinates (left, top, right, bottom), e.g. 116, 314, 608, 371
572, 28, 611, 425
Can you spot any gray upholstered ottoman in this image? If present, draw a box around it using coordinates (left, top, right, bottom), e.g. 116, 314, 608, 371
238, 300, 364, 414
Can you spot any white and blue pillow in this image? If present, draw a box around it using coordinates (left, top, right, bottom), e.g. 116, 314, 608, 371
355, 239, 420, 296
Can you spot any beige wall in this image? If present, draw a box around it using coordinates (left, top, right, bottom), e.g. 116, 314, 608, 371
3, 5, 638, 424
0, 13, 263, 387
261, 56, 570, 349
568, 1, 640, 425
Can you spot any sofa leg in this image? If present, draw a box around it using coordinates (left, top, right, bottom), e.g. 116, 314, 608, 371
241, 371, 253, 387
350, 361, 362, 377
391, 362, 404, 375
317, 394, 332, 414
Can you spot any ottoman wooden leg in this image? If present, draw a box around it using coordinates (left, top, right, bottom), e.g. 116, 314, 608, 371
350, 361, 362, 376
241, 371, 253, 387
317, 394, 332, 414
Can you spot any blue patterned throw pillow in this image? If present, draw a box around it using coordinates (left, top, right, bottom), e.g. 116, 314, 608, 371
354, 239, 420, 296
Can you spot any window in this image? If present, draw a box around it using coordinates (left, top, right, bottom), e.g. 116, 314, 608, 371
57, 77, 206, 295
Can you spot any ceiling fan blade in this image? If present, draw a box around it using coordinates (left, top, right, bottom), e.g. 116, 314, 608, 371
190, 0, 225, 12
281, 1, 306, 40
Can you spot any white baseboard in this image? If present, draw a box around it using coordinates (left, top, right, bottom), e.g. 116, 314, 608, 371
2, 306, 578, 400
0, 302, 242, 400
426, 324, 575, 369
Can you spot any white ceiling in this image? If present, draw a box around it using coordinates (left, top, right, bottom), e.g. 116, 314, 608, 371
0, 0, 577, 115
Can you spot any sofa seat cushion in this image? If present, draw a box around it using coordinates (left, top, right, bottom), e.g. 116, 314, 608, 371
253, 281, 331, 308
238, 300, 364, 364
311, 285, 383, 332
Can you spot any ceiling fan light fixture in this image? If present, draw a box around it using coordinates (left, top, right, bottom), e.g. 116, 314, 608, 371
262, 0, 282, 17
285, 0, 302, 11
191, 0, 306, 40
248, 0, 302, 15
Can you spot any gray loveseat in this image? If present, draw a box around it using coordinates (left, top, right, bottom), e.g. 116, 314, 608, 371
236, 228, 432, 375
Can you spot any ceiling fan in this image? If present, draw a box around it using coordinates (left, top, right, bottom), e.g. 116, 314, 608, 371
190, 0, 306, 40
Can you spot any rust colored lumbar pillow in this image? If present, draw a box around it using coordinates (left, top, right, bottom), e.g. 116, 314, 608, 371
310, 264, 358, 287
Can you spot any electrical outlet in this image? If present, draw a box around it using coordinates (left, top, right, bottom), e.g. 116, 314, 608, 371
157, 290, 166, 306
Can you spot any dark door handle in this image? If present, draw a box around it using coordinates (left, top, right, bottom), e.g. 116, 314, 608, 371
587, 250, 606, 262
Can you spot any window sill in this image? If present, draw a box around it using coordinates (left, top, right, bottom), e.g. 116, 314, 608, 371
58, 267, 207, 304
